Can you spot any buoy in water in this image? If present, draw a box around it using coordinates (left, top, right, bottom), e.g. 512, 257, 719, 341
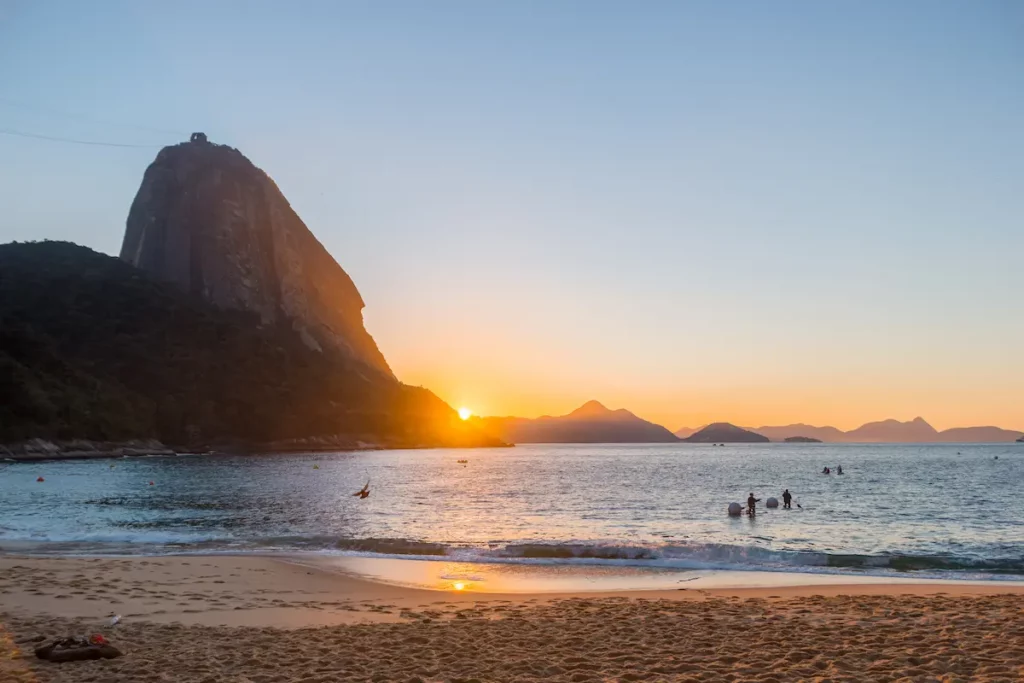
148, 481, 154, 486
766, 497, 779, 508
727, 502, 742, 516
36, 476, 44, 482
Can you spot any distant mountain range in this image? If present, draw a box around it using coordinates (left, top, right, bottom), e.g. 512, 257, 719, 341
749, 417, 1023, 443
478, 401, 679, 443
479, 405, 1022, 446
746, 424, 847, 442
678, 418, 1022, 443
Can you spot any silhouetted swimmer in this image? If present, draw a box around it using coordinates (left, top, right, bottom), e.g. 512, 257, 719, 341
782, 489, 792, 509
353, 480, 370, 499
837, 465, 843, 475
822, 467, 830, 474
747, 492, 760, 516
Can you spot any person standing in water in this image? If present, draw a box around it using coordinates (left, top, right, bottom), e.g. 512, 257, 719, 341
782, 489, 792, 509
747, 492, 760, 516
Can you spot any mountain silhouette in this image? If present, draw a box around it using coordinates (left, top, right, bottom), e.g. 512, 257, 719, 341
567, 400, 639, 421
752, 418, 1022, 443
0, 244, 503, 450
932, 426, 1024, 443
683, 423, 769, 443
479, 401, 679, 443
673, 425, 704, 439
844, 417, 938, 443
121, 136, 392, 377
752, 423, 847, 442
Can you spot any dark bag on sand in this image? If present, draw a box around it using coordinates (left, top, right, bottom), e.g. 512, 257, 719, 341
35, 637, 123, 663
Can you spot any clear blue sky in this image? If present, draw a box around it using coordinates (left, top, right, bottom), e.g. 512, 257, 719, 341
2, 1, 1022, 430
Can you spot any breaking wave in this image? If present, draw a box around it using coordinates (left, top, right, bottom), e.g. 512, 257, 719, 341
4, 532, 1021, 578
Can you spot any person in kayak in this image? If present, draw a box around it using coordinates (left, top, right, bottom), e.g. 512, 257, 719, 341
782, 489, 793, 509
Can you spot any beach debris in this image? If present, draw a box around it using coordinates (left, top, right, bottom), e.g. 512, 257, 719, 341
35, 635, 123, 663
353, 480, 371, 499
766, 497, 779, 508
107, 614, 122, 627
727, 502, 742, 516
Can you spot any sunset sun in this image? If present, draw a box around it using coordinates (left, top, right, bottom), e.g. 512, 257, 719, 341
458, 407, 472, 420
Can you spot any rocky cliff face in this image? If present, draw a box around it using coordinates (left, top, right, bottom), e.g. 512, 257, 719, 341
121, 136, 392, 377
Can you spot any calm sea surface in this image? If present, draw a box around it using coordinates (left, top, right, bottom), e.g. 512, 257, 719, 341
2, 443, 1021, 579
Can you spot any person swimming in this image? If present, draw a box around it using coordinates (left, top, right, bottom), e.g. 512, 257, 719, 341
747, 492, 760, 516
782, 489, 792, 509
837, 465, 843, 475
822, 466, 830, 474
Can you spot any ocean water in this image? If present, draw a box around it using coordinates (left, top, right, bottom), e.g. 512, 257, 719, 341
1, 443, 1022, 580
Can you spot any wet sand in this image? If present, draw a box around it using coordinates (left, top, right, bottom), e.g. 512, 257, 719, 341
2, 554, 1023, 682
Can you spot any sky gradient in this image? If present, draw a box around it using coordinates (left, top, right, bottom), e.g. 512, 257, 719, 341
2, 1, 1022, 431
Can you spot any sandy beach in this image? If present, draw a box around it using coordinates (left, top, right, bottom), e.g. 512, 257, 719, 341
2, 555, 1023, 682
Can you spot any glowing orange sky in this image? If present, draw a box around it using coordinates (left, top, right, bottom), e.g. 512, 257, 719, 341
391, 347, 1024, 433
3, 2, 1020, 435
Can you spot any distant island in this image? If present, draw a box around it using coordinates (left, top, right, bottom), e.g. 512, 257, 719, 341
784, 436, 822, 443
478, 401, 680, 444
683, 423, 769, 443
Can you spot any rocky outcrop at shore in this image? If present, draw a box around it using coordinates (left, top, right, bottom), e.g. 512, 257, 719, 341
1, 439, 174, 461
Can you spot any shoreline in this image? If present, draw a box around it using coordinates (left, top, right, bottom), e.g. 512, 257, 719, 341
2, 553, 1024, 628
5, 438, 1018, 461
1, 438, 514, 462
4, 537, 1023, 585
3, 554, 1023, 681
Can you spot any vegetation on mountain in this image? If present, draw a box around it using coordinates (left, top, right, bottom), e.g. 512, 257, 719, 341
0, 241, 502, 449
